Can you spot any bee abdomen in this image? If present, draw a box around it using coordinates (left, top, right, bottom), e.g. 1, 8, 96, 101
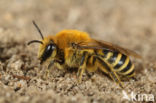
102, 50, 135, 77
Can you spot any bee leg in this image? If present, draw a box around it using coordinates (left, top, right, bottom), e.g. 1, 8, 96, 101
96, 57, 124, 88
77, 68, 85, 83
45, 69, 50, 79
48, 59, 64, 70
77, 52, 87, 83
46, 60, 63, 78
48, 60, 55, 69
109, 71, 124, 88
43, 61, 54, 79
100, 66, 124, 88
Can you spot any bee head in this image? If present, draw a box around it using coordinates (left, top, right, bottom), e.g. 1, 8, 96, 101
38, 38, 57, 64
28, 21, 57, 64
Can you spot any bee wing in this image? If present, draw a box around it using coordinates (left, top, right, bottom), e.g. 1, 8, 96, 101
76, 39, 142, 59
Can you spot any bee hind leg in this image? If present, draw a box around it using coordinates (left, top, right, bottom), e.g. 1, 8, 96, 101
100, 66, 124, 88
96, 57, 124, 88
109, 71, 124, 88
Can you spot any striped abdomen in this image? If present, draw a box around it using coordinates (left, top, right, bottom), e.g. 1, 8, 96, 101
99, 49, 135, 77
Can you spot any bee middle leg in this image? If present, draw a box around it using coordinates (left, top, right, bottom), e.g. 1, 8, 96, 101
77, 52, 87, 83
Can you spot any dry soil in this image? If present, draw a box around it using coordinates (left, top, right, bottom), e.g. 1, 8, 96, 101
0, 0, 156, 103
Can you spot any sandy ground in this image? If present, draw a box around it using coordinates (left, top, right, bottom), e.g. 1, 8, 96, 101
0, 0, 156, 103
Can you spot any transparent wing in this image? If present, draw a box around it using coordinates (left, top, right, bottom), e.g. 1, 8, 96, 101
74, 39, 142, 59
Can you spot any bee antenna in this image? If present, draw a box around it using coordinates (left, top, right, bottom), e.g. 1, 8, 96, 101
32, 21, 44, 40
27, 40, 43, 45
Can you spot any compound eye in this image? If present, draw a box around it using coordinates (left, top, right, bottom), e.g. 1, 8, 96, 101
41, 44, 56, 63
45, 44, 55, 55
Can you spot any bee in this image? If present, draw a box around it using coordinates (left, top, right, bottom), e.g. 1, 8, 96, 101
28, 21, 142, 88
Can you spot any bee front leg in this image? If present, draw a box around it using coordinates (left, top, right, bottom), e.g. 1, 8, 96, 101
46, 59, 63, 78
44, 60, 55, 79
48, 59, 64, 70
48, 60, 55, 69
77, 52, 87, 83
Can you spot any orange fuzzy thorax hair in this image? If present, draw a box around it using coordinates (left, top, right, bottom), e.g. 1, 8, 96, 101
43, 30, 92, 49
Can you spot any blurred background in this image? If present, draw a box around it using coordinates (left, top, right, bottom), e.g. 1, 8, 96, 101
0, 0, 156, 58
0, 0, 156, 103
